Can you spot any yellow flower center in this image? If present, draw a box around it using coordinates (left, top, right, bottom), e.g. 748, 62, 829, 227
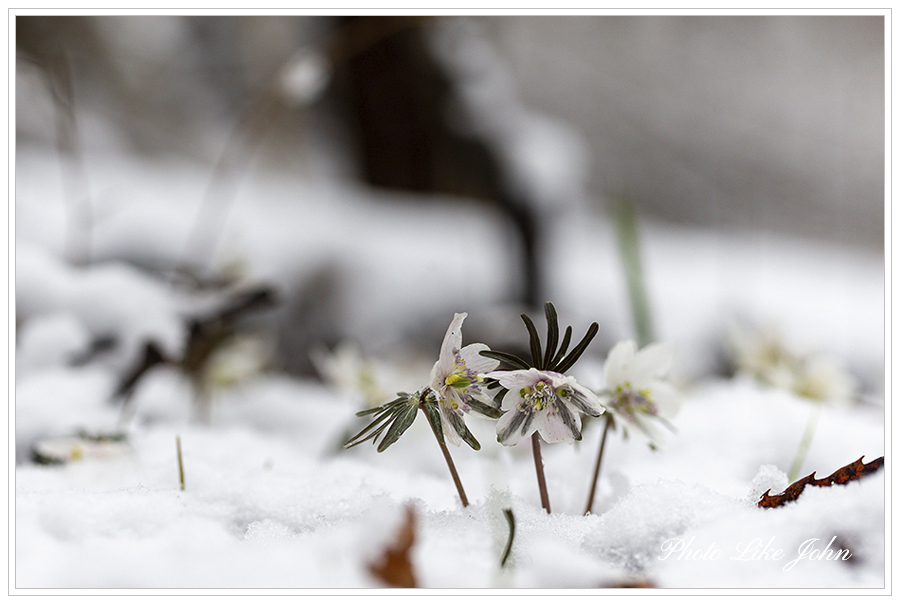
445, 372, 472, 389
520, 380, 554, 411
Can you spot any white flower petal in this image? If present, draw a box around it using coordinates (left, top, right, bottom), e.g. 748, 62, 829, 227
497, 387, 524, 412
633, 341, 675, 385
439, 386, 464, 411
437, 312, 466, 369
431, 313, 476, 393
631, 415, 668, 449
551, 374, 605, 416
603, 340, 637, 387
486, 368, 544, 392
428, 360, 444, 391
438, 405, 463, 446
535, 407, 580, 444
459, 342, 499, 374
650, 381, 680, 419
495, 406, 532, 445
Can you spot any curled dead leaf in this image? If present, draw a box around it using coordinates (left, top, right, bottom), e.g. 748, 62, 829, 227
368, 505, 417, 588
758, 456, 884, 509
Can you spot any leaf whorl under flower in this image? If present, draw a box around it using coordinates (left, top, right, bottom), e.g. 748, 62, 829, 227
343, 387, 488, 452
480, 302, 599, 373
344, 394, 416, 451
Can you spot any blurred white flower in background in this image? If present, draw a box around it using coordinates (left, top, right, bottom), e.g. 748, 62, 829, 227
726, 320, 855, 404
202, 333, 272, 390
312, 343, 395, 408
598, 340, 680, 449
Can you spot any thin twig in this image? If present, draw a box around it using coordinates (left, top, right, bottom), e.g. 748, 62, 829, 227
584, 415, 612, 515
531, 433, 551, 514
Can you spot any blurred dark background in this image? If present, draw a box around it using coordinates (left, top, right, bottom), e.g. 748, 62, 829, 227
15, 15, 885, 393
17, 15, 885, 250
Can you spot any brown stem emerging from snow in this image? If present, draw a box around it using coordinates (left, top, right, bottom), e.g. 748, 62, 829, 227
584, 414, 612, 515
532, 432, 551, 514
421, 397, 469, 508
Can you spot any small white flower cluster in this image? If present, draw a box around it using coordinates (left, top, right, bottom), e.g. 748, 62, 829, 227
344, 306, 682, 512
428, 313, 678, 449
429, 313, 605, 446
727, 321, 855, 404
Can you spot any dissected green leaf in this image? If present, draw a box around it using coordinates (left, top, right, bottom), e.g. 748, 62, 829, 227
466, 398, 503, 419
446, 410, 481, 450
480, 350, 530, 370
549, 325, 573, 368
376, 399, 420, 452
355, 395, 406, 417
555, 322, 599, 374
543, 302, 559, 370
521, 313, 543, 368
421, 400, 445, 446
345, 395, 416, 449
343, 409, 396, 448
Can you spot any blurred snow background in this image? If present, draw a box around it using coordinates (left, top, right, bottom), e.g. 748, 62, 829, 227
13, 14, 885, 591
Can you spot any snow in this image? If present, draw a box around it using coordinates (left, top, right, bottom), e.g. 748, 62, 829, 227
12, 19, 885, 591
13, 145, 885, 590
14, 372, 885, 589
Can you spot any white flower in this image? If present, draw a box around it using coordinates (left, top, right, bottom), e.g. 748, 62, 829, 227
429, 313, 501, 446
726, 321, 855, 403
790, 353, 856, 403
312, 343, 393, 407
726, 321, 797, 390
600, 340, 679, 448
488, 368, 605, 446
202, 334, 271, 390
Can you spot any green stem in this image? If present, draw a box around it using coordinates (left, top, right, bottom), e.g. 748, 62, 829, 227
176, 435, 185, 491
583, 415, 612, 515
500, 508, 515, 567
788, 405, 821, 482
531, 433, 551, 514
612, 195, 654, 347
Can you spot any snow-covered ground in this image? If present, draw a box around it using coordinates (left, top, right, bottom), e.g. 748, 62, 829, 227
13, 144, 885, 592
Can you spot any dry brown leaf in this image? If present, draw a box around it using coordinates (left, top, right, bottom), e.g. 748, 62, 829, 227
368, 505, 417, 588
758, 456, 884, 509
602, 578, 657, 588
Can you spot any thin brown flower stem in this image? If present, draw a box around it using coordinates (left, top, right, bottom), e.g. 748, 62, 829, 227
422, 405, 469, 508
583, 415, 612, 515
531, 433, 551, 514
